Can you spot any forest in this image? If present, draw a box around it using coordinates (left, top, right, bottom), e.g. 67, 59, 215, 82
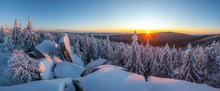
0, 18, 220, 88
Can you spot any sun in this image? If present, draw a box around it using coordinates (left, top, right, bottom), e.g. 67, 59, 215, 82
146, 30, 150, 34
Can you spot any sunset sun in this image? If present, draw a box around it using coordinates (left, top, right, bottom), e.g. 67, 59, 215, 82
146, 30, 150, 34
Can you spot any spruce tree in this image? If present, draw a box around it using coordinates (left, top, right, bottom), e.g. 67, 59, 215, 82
1, 24, 14, 52
176, 44, 203, 83
125, 30, 144, 74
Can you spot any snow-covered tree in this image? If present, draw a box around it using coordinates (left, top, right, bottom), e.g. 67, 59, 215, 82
142, 40, 154, 77
125, 30, 144, 74
20, 17, 39, 52
5, 50, 41, 85
204, 43, 220, 77
1, 24, 14, 52
88, 32, 99, 61
175, 43, 203, 83
158, 43, 174, 78
102, 35, 112, 61
0, 26, 5, 42
171, 45, 179, 69
12, 19, 21, 44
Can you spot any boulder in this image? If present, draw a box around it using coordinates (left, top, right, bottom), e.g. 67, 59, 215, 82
84, 58, 107, 75
34, 40, 58, 59
59, 33, 73, 62
38, 58, 55, 80
54, 62, 85, 78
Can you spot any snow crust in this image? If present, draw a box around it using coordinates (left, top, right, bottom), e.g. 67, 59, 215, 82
38, 58, 55, 80
54, 62, 85, 78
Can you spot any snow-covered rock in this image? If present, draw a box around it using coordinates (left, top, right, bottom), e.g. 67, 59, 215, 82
38, 58, 55, 80
59, 33, 72, 62
54, 62, 85, 78
94, 65, 127, 71
84, 58, 107, 75
71, 53, 84, 67
51, 55, 64, 64
78, 66, 147, 91
0, 78, 76, 91
35, 40, 58, 59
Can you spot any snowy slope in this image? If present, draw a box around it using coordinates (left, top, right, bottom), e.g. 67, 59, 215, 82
78, 66, 147, 91
78, 65, 220, 91
146, 76, 220, 91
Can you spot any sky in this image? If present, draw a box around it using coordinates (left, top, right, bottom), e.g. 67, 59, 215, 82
0, 0, 220, 34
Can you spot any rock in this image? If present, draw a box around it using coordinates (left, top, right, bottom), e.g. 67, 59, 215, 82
34, 40, 58, 59
84, 58, 107, 75
38, 58, 55, 80
59, 33, 73, 62
54, 62, 85, 78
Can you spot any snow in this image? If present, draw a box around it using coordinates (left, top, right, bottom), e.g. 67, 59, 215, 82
54, 62, 85, 78
71, 53, 84, 66
94, 65, 127, 71
84, 58, 107, 75
38, 58, 55, 80
0, 78, 75, 91
0, 51, 11, 85
146, 76, 220, 91
78, 66, 147, 91
77, 65, 219, 91
35, 40, 58, 57
51, 55, 63, 63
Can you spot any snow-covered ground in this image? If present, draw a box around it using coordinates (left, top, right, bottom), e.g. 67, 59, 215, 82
0, 50, 11, 86
0, 64, 219, 91
0, 78, 75, 91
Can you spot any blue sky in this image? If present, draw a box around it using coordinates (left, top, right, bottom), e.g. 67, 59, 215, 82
0, 0, 220, 34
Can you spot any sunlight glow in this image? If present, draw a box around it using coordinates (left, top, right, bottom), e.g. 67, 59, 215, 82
146, 30, 150, 34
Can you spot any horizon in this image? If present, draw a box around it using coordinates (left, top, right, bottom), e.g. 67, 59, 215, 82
0, 0, 220, 34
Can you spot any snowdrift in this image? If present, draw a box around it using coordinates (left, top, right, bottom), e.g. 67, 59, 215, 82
146, 76, 219, 91
0, 78, 75, 91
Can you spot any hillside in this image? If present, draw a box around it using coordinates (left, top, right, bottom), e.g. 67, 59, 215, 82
93, 32, 218, 47
191, 34, 220, 46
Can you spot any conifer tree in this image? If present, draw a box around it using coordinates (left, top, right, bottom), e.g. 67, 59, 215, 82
176, 44, 203, 83
158, 43, 173, 78
125, 30, 144, 74
1, 24, 14, 52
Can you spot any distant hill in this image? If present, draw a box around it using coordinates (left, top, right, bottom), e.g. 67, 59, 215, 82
191, 34, 220, 46
94, 32, 218, 47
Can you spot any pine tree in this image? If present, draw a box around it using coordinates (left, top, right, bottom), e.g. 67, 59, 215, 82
175, 43, 203, 83
5, 50, 40, 85
142, 39, 154, 77
125, 30, 144, 74
1, 24, 14, 52
171, 45, 179, 69
88, 32, 99, 61
0, 26, 4, 42
203, 42, 220, 76
158, 43, 173, 78
103, 35, 112, 61
20, 17, 39, 52
12, 19, 20, 45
